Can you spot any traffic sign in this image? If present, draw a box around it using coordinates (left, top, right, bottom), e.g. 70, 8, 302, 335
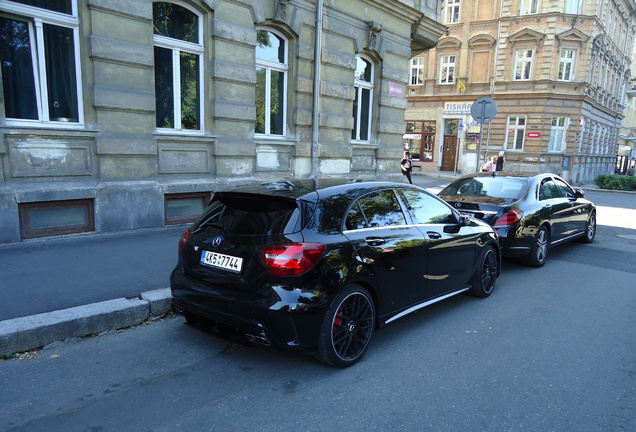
471, 97, 498, 173
471, 97, 498, 124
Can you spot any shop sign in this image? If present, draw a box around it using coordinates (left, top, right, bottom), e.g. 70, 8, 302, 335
443, 102, 473, 114
403, 134, 421, 139
467, 121, 481, 133
527, 132, 541, 138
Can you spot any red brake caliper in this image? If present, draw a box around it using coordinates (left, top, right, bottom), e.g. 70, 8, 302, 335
333, 313, 343, 333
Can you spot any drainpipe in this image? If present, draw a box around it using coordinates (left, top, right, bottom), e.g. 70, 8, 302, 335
309, 0, 324, 178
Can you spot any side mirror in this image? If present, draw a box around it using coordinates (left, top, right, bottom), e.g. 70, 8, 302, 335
574, 188, 585, 199
444, 211, 471, 233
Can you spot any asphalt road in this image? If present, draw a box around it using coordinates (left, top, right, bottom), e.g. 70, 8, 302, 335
1, 188, 635, 431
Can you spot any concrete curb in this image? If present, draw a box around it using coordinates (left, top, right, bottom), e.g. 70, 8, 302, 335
0, 288, 172, 356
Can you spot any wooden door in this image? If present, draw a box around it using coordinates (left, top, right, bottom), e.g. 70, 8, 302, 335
441, 135, 458, 172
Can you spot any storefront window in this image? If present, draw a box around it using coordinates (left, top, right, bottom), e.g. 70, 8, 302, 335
404, 121, 436, 162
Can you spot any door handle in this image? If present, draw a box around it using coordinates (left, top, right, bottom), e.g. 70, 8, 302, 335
543, 204, 552, 210
427, 231, 442, 239
365, 237, 385, 246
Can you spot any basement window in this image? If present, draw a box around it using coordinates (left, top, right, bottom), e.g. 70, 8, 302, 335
165, 192, 210, 225
19, 199, 95, 239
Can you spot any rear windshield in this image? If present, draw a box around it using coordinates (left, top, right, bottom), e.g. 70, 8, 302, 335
441, 177, 527, 201
194, 193, 303, 235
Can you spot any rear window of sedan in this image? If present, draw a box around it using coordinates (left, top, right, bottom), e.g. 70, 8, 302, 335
195, 193, 306, 235
441, 177, 527, 201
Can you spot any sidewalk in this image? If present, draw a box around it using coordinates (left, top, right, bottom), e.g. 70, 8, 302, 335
0, 174, 459, 356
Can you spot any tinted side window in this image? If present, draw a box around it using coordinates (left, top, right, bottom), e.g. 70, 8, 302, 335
345, 190, 406, 229
553, 178, 574, 198
345, 202, 367, 230
400, 190, 455, 224
539, 179, 560, 201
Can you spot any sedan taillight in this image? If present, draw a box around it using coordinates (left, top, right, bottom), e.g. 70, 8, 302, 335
178, 228, 191, 255
493, 209, 523, 228
262, 243, 327, 276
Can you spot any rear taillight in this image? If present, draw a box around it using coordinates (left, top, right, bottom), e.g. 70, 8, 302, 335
493, 209, 523, 228
262, 243, 327, 276
178, 228, 190, 255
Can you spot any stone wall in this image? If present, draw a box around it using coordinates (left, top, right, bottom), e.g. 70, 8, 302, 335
0, 0, 444, 242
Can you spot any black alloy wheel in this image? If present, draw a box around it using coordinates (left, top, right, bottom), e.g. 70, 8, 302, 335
525, 225, 549, 267
577, 212, 596, 244
315, 286, 375, 368
469, 245, 497, 298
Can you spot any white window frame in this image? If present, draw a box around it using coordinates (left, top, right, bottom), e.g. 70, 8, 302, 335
0, 0, 84, 127
549, 117, 569, 152
410, 57, 424, 85
520, 0, 540, 15
153, 3, 204, 134
444, 0, 461, 24
439, 55, 456, 84
255, 29, 289, 137
513, 49, 533, 81
505, 115, 526, 150
565, 0, 581, 14
557, 49, 576, 81
352, 55, 374, 143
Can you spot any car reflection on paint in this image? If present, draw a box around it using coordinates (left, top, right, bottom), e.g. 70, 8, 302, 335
438, 172, 596, 267
170, 179, 500, 367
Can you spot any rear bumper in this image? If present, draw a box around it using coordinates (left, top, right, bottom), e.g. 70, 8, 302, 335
496, 227, 533, 257
170, 268, 328, 354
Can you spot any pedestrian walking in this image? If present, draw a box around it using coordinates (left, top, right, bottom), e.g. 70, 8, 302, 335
401, 151, 413, 184
496, 151, 505, 171
481, 155, 497, 172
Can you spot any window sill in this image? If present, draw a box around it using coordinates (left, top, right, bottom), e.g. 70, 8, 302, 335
2, 121, 92, 132
154, 131, 216, 142
155, 128, 209, 136
350, 140, 376, 148
254, 136, 297, 146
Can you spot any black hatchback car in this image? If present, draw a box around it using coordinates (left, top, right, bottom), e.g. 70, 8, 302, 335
171, 179, 500, 367
438, 173, 596, 267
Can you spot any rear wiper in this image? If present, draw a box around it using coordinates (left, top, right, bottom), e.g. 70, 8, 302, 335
192, 219, 227, 234
207, 222, 227, 232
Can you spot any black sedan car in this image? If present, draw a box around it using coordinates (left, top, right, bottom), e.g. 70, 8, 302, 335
171, 179, 500, 367
438, 173, 596, 267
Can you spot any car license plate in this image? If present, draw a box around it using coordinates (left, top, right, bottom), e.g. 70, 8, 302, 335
200, 250, 243, 273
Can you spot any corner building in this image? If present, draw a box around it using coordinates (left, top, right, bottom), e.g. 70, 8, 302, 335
0, 0, 445, 243
405, 0, 636, 183
617, 39, 636, 174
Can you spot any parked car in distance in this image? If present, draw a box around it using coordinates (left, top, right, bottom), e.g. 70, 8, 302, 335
438, 172, 596, 267
171, 179, 500, 367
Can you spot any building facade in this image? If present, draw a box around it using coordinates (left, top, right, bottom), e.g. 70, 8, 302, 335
617, 36, 636, 175
0, 0, 445, 243
405, 0, 636, 184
